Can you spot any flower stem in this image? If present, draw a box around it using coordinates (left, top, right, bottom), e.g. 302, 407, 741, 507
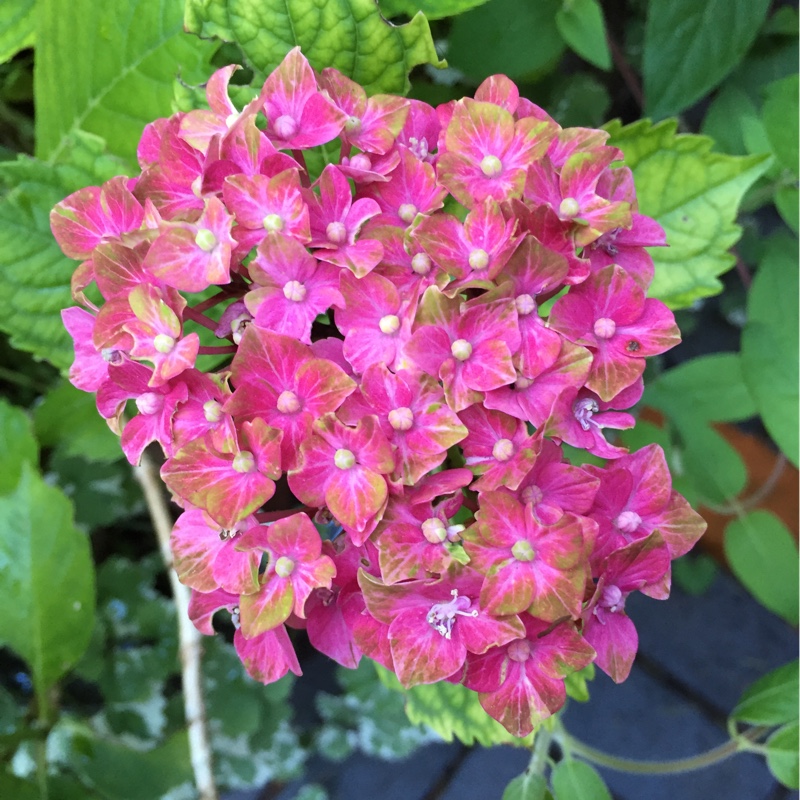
134, 452, 219, 800
193, 292, 234, 314
198, 345, 238, 356
184, 306, 219, 333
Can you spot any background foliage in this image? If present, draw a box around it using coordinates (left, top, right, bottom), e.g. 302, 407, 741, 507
0, 0, 796, 797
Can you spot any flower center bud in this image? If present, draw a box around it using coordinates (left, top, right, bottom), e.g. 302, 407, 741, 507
511, 539, 535, 562
480, 155, 502, 177
520, 484, 544, 506
350, 153, 372, 171
492, 438, 514, 462
379, 314, 400, 334
274, 556, 296, 578
450, 339, 473, 361
593, 317, 617, 339
559, 197, 580, 218
515, 375, 533, 390
508, 639, 532, 662
232, 451, 255, 473
102, 348, 123, 365
573, 397, 599, 431
274, 114, 298, 140
277, 390, 302, 414
263, 213, 284, 232
447, 524, 465, 542
614, 510, 642, 534
203, 400, 223, 423
515, 293, 536, 316
398, 203, 417, 224
334, 448, 356, 469
422, 517, 448, 544
195, 228, 217, 252
600, 584, 624, 612
469, 248, 489, 271
426, 589, 478, 639
136, 392, 163, 416
153, 333, 175, 354
388, 406, 414, 431
411, 252, 431, 275
282, 280, 307, 302
326, 221, 347, 244
345, 116, 362, 134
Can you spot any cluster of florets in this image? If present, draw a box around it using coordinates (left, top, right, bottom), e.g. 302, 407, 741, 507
52, 47, 705, 738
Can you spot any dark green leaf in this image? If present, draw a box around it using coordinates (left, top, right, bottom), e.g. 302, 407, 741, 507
724, 511, 799, 624
0, 774, 39, 800
548, 73, 611, 129
672, 552, 718, 596
0, 464, 95, 699
503, 770, 548, 800
766, 722, 799, 789
643, 0, 771, 118
0, 0, 35, 63
763, 7, 798, 36
741, 233, 799, 466
762, 75, 799, 176
555, 0, 611, 71
184, 0, 444, 96
34, 380, 122, 463
701, 85, 761, 157
775, 186, 798, 235
36, 0, 215, 163
551, 759, 612, 800
447, 0, 564, 82
731, 660, 799, 726
378, 0, 490, 21
605, 119, 770, 309
0, 397, 38, 494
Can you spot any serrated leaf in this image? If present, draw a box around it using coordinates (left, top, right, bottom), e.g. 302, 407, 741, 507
724, 510, 799, 624
184, 0, 444, 96
741, 232, 799, 466
0, 132, 126, 368
551, 759, 612, 800
762, 75, 799, 176
731, 660, 799, 726
645, 353, 757, 423
503, 770, 547, 800
376, 663, 534, 747
0, 397, 38, 494
605, 119, 770, 308
766, 722, 800, 788
643, 0, 771, 118
36, 0, 215, 163
34, 380, 122, 464
447, 0, 564, 82
0, 464, 95, 700
0, 0, 35, 64
378, 0, 490, 21
555, 0, 611, 71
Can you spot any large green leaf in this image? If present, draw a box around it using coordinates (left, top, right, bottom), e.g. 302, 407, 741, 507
446, 0, 564, 82
503, 771, 548, 800
724, 511, 799, 625
0, 132, 124, 369
0, 464, 95, 701
184, 0, 444, 96
762, 75, 799, 176
0, 0, 35, 64
378, 0, 490, 22
605, 119, 770, 308
766, 722, 800, 789
0, 397, 38, 494
642, 0, 771, 119
551, 759, 612, 800
555, 0, 611, 71
731, 660, 799, 726
35, 0, 215, 164
741, 232, 799, 466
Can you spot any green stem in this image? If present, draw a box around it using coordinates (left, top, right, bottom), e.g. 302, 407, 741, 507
35, 737, 49, 800
530, 724, 553, 775
557, 726, 772, 775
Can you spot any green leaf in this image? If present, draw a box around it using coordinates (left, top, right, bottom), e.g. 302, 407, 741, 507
35, 0, 214, 163
775, 186, 798, 235
375, 663, 533, 747
766, 722, 799, 788
377, 0, 490, 21
564, 663, 594, 703
605, 119, 770, 308
0, 464, 95, 700
447, 0, 564, 82
762, 75, 799, 176
741, 232, 799, 466
548, 73, 610, 129
503, 770, 548, 800
672, 552, 718, 596
0, 0, 35, 64
724, 510, 799, 624
34, 381, 122, 464
555, 0, 611, 71
643, 0, 771, 118
0, 132, 126, 368
551, 759, 612, 800
731, 660, 799, 726
0, 774, 39, 800
701, 85, 762, 157
0, 397, 38, 494
184, 0, 444, 96
645, 353, 757, 423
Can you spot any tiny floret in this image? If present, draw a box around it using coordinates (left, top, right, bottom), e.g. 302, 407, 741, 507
334, 448, 356, 469
379, 314, 401, 334
515, 294, 536, 316
480, 155, 503, 177
469, 248, 489, 271
388, 406, 414, 431
263, 213, 285, 231
426, 589, 478, 639
232, 451, 256, 473
492, 438, 514, 462
614, 510, 642, 534
153, 334, 176, 354
511, 539, 535, 562
274, 114, 298, 140
326, 221, 347, 244
274, 556, 296, 578
277, 390, 302, 414
283, 280, 307, 302
398, 203, 418, 223
594, 317, 617, 339
411, 252, 432, 275
422, 518, 448, 544
195, 228, 218, 252
203, 400, 223, 423
451, 339, 473, 361
559, 197, 580, 217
